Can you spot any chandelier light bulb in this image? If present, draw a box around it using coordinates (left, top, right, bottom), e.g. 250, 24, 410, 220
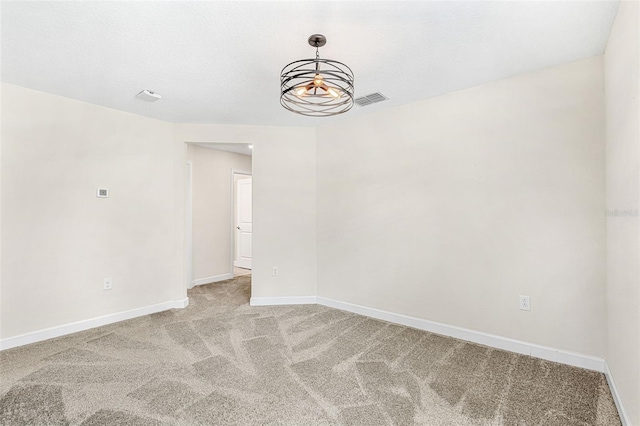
327, 87, 341, 98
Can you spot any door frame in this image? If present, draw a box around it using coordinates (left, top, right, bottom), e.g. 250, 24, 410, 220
230, 169, 252, 274
184, 142, 253, 290
186, 160, 194, 289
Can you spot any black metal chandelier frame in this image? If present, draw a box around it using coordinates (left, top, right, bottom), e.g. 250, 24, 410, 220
280, 34, 355, 117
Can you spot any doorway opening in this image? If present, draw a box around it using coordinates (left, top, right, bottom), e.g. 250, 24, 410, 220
233, 172, 252, 278
185, 142, 252, 290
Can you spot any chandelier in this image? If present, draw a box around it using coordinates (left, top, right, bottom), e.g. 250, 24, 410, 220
280, 34, 355, 117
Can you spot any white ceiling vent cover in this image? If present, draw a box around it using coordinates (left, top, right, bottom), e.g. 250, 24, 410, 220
354, 92, 388, 107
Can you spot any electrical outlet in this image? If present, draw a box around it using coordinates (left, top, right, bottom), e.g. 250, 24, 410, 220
272, 267, 279, 277
519, 295, 530, 311
103, 278, 112, 290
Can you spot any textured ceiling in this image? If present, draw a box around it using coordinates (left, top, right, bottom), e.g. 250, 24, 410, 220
1, 1, 620, 127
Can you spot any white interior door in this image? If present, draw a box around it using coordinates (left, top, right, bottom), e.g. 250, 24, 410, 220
235, 177, 252, 269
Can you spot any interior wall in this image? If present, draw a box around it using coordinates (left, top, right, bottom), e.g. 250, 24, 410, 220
186, 145, 251, 282
316, 57, 606, 358
604, 1, 640, 423
0, 83, 3, 343
174, 124, 316, 300
1, 83, 176, 340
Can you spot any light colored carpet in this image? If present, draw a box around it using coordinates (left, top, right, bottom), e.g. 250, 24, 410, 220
0, 275, 621, 425
233, 266, 251, 277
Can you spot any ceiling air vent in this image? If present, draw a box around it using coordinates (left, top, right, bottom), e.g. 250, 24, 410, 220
354, 92, 388, 107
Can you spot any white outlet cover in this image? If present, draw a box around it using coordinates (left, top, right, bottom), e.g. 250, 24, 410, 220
103, 278, 112, 290
96, 188, 109, 198
519, 295, 531, 311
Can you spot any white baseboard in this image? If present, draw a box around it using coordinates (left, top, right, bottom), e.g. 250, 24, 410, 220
604, 361, 632, 426
316, 297, 605, 373
173, 297, 190, 309
0, 297, 190, 351
250, 296, 317, 306
192, 273, 233, 286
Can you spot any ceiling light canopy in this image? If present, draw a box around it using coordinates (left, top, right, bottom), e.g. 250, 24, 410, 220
280, 34, 354, 117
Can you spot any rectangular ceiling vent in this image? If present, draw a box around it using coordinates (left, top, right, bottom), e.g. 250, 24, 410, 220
354, 92, 388, 107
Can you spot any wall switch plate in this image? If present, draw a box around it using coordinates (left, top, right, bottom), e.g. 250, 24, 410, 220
96, 188, 109, 198
519, 295, 531, 311
103, 278, 112, 290
272, 267, 279, 276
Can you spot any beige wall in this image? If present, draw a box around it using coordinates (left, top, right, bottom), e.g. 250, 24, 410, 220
173, 124, 317, 300
0, 83, 3, 344
186, 145, 251, 282
0, 85, 317, 342
317, 57, 606, 358
1, 83, 177, 339
605, 1, 640, 423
